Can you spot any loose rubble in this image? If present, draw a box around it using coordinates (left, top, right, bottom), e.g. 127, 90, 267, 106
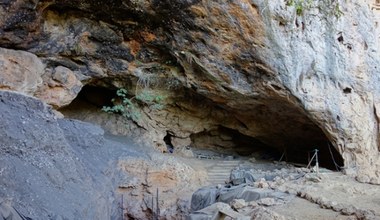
188, 160, 380, 219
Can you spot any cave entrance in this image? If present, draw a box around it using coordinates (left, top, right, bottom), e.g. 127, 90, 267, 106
189, 112, 343, 171
190, 126, 343, 170
164, 131, 174, 153
59, 85, 116, 117
281, 140, 343, 171
61, 86, 344, 171
190, 127, 277, 158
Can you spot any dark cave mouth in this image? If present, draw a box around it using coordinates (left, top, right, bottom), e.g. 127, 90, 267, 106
189, 126, 344, 171
62, 85, 344, 171
189, 126, 274, 157
60, 85, 117, 111
164, 131, 174, 153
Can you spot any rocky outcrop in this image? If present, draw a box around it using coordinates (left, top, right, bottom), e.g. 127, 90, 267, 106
35, 65, 83, 108
0, 90, 205, 219
0, 47, 82, 108
0, 90, 122, 219
0, 48, 44, 94
1, 0, 380, 182
117, 154, 207, 219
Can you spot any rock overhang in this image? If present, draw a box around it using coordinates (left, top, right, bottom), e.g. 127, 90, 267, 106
1, 0, 380, 182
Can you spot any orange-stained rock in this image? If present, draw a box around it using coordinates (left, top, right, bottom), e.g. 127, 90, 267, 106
35, 66, 83, 108
0, 48, 44, 94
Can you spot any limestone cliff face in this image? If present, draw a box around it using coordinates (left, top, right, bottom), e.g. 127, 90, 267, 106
1, 0, 380, 182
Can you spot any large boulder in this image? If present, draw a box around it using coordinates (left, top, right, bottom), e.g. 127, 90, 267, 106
191, 184, 290, 211
191, 186, 219, 211
35, 65, 83, 108
0, 48, 44, 94
0, 90, 131, 219
0, 48, 82, 108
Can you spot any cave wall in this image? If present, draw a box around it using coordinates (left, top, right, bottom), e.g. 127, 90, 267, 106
1, 0, 380, 183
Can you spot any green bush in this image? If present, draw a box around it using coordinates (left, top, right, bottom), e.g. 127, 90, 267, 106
102, 88, 141, 121
135, 90, 165, 110
102, 88, 165, 121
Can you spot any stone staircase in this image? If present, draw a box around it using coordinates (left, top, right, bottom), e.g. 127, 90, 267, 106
207, 160, 242, 185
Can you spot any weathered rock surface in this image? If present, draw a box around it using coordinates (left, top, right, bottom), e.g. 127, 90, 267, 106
0, 90, 125, 219
35, 65, 83, 108
0, 90, 205, 219
0, 48, 44, 94
0, 199, 25, 220
116, 154, 207, 219
1, 0, 380, 182
191, 184, 291, 212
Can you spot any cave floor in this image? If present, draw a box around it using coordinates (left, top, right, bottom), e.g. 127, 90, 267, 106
105, 134, 380, 219
174, 151, 380, 219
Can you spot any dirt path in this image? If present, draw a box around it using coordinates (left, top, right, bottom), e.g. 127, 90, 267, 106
101, 137, 380, 219
276, 172, 380, 219
177, 153, 380, 219
271, 197, 356, 220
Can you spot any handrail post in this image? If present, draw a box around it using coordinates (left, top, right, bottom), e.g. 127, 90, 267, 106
314, 149, 319, 176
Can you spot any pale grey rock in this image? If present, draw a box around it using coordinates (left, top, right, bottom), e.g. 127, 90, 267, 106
230, 199, 247, 210
250, 0, 380, 182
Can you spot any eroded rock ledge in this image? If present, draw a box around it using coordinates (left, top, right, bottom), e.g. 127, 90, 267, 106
1, 0, 380, 182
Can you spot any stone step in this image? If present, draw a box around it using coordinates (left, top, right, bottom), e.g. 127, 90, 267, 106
211, 163, 239, 167
209, 173, 230, 175
209, 176, 228, 178
208, 174, 231, 177
211, 164, 238, 167
213, 161, 241, 165
210, 166, 237, 168
209, 169, 236, 172
209, 179, 228, 182
209, 166, 238, 169
209, 166, 237, 169
209, 162, 240, 168
208, 174, 230, 177
211, 165, 238, 169
209, 174, 231, 176
209, 169, 235, 172
207, 160, 243, 184
208, 169, 233, 173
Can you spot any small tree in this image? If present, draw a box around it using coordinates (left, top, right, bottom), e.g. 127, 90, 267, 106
102, 88, 164, 121
102, 88, 141, 121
